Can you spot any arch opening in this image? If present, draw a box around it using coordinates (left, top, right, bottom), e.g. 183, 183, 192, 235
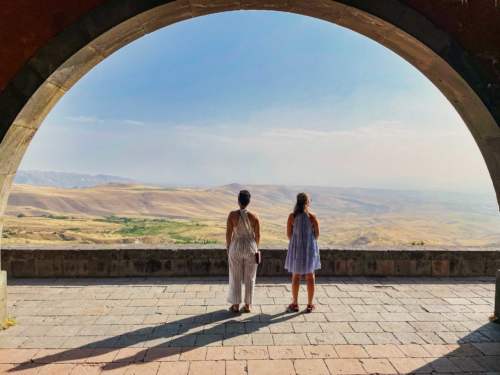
1, 7, 498, 251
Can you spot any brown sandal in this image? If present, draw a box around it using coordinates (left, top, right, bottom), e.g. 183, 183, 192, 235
240, 305, 251, 313
286, 303, 299, 313
229, 305, 240, 313
305, 304, 315, 313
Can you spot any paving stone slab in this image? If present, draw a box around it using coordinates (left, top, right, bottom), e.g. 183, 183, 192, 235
1, 277, 498, 374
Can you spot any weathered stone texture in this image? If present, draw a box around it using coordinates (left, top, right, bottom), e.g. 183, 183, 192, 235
0, 277, 497, 373
1, 248, 499, 278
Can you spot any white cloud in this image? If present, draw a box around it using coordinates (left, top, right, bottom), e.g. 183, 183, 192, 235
123, 120, 145, 126
65, 115, 103, 124
21, 87, 493, 195
64, 116, 146, 127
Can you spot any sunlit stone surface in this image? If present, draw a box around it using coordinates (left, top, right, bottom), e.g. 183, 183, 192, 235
0, 277, 499, 374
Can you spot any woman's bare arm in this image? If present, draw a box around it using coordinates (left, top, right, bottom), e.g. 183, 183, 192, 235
287, 213, 294, 240
226, 212, 233, 250
253, 215, 261, 246
309, 213, 320, 239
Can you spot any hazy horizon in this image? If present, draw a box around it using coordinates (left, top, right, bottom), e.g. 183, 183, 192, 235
18, 11, 496, 197
14, 169, 497, 199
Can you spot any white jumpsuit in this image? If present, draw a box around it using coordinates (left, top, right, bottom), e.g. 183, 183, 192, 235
227, 209, 258, 305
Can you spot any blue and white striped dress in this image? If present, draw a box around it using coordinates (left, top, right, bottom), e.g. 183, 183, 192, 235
285, 213, 321, 274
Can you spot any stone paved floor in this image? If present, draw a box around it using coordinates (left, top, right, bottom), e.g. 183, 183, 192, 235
0, 277, 499, 374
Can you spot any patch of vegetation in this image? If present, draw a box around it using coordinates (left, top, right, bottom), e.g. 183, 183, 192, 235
16, 213, 25, 218
2, 229, 14, 238
98, 216, 218, 244
170, 232, 217, 245
96, 215, 133, 224
67, 227, 81, 232
410, 240, 425, 246
43, 214, 70, 220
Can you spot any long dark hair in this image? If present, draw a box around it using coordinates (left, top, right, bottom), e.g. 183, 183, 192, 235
293, 192, 309, 216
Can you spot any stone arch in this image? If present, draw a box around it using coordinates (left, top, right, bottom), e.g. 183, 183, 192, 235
0, 0, 499, 224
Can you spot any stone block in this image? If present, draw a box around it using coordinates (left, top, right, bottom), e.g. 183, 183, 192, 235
190, 0, 241, 16
12, 81, 64, 129
0, 174, 14, 223
89, 16, 146, 59
409, 258, 432, 276
448, 255, 462, 276
460, 252, 487, 276
87, 255, 113, 277
346, 257, 364, 276
140, 1, 193, 34
63, 258, 89, 277
0, 125, 36, 175
11, 259, 35, 277
289, 0, 350, 21
486, 256, 500, 276
431, 259, 449, 276
334, 259, 347, 275
241, 0, 289, 10
375, 259, 395, 276
394, 259, 411, 276
47, 45, 104, 92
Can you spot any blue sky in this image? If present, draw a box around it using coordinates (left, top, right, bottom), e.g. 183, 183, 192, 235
20, 11, 494, 194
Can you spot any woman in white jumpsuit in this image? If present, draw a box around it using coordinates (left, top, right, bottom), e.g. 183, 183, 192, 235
226, 190, 260, 313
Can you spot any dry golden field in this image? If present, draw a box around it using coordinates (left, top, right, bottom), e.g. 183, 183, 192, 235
3, 183, 500, 249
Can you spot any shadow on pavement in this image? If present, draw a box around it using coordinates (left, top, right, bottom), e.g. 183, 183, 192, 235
10, 309, 297, 372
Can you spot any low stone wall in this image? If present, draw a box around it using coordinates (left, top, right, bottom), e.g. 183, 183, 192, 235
2, 248, 500, 278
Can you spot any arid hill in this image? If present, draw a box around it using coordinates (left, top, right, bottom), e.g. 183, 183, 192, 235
3, 183, 500, 248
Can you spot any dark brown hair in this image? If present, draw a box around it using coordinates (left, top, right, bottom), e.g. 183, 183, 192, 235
293, 192, 309, 216
238, 190, 251, 208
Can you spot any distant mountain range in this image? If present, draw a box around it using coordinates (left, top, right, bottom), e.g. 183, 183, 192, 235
4, 173, 500, 248
15, 170, 137, 188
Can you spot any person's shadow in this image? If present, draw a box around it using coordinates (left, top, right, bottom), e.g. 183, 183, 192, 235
11, 308, 298, 372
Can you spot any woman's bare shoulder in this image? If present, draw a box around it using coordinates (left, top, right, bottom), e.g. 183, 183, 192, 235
247, 211, 260, 222
308, 211, 318, 221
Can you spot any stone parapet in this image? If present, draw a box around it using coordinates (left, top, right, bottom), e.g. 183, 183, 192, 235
2, 248, 499, 278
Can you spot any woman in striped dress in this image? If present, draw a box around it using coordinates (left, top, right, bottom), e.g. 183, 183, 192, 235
226, 190, 260, 313
285, 192, 321, 313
